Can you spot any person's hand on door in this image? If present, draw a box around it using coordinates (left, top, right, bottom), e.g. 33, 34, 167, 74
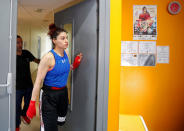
71, 53, 83, 70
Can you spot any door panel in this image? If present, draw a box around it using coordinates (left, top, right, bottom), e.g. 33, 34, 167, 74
63, 23, 73, 109
0, 0, 17, 130
55, 0, 98, 131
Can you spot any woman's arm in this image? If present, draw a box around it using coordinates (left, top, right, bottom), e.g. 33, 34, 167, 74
31, 53, 53, 101
27, 52, 54, 119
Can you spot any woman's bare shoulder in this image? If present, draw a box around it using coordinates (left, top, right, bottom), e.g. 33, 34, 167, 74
41, 52, 53, 60
40, 52, 54, 66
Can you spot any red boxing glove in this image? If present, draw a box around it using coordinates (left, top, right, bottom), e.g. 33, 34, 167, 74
72, 55, 81, 70
26, 100, 36, 119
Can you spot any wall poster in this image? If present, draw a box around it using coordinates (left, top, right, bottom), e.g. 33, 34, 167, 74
133, 5, 157, 40
121, 41, 156, 66
157, 46, 170, 63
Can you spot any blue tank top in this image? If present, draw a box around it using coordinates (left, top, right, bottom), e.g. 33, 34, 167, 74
44, 49, 70, 88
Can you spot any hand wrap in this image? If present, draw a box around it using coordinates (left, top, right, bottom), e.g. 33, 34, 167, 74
72, 56, 81, 70
26, 100, 36, 119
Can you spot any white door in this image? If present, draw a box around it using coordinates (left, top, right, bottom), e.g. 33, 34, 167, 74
0, 0, 17, 131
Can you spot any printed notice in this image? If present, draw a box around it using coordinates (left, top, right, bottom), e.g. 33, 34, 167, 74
121, 41, 156, 66
139, 41, 156, 54
138, 54, 156, 66
157, 46, 169, 63
121, 41, 138, 53
121, 54, 138, 66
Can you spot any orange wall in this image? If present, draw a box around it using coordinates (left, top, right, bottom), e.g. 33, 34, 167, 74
108, 0, 121, 131
120, 0, 184, 131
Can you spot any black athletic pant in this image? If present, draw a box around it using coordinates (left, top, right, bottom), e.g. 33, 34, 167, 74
16, 87, 32, 127
40, 86, 68, 131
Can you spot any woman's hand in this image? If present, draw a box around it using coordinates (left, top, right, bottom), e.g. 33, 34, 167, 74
77, 53, 83, 61
26, 100, 36, 120
72, 53, 83, 70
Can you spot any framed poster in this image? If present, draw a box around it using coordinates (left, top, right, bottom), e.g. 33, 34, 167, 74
133, 5, 157, 40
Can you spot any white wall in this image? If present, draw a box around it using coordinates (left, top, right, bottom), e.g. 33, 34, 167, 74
17, 20, 52, 81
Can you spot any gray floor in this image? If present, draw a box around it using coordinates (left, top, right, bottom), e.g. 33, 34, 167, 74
20, 101, 40, 131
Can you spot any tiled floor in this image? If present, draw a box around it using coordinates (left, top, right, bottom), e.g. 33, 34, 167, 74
20, 101, 40, 131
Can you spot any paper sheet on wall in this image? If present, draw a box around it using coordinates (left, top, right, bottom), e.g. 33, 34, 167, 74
121, 41, 157, 66
139, 41, 156, 53
121, 41, 138, 53
121, 54, 138, 66
157, 46, 169, 63
138, 54, 156, 66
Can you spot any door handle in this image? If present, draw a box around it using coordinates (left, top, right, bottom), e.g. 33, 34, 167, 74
0, 73, 12, 94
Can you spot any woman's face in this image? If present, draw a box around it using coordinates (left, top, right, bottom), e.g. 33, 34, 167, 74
143, 8, 147, 13
53, 32, 68, 49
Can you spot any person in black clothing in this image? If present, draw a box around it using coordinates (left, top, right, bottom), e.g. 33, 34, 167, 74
16, 35, 40, 131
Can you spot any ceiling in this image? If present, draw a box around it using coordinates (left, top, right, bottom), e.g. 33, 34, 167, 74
18, 0, 82, 25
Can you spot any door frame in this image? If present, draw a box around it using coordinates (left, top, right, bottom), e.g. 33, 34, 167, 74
96, 0, 110, 131
12, 0, 110, 130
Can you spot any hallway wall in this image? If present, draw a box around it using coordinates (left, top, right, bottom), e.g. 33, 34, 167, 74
120, 0, 184, 131
17, 21, 51, 76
